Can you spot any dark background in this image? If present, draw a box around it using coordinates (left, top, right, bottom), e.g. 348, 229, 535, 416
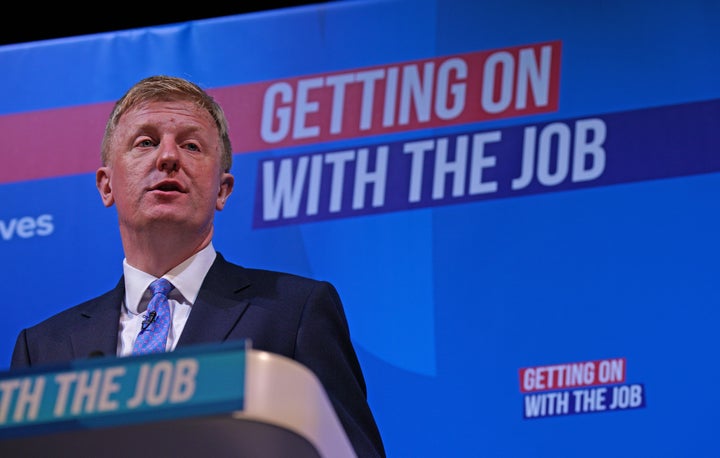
0, 2, 330, 46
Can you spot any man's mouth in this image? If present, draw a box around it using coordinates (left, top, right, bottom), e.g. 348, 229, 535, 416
151, 181, 185, 193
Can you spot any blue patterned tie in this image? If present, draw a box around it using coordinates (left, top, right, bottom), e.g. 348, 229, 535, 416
132, 278, 174, 355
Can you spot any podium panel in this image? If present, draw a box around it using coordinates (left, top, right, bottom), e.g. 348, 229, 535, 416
0, 342, 355, 458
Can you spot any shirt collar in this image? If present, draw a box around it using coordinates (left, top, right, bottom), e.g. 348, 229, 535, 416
123, 243, 217, 315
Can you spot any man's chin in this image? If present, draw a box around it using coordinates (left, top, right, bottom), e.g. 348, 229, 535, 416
143, 210, 195, 227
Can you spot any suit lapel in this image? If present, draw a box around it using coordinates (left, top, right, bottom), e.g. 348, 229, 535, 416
69, 282, 125, 359
176, 253, 251, 348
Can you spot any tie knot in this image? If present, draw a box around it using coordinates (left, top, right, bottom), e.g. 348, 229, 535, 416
149, 278, 173, 297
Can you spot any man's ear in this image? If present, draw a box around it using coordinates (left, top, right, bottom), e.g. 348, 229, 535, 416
216, 172, 235, 210
96, 167, 115, 207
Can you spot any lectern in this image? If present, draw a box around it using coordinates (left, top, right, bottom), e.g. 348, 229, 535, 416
0, 342, 356, 457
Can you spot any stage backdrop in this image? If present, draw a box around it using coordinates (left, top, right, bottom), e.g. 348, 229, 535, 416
2, 0, 719, 456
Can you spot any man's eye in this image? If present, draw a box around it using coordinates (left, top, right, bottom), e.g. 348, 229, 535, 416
185, 143, 200, 152
137, 139, 155, 148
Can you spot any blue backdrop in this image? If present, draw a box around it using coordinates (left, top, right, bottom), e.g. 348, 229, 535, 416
2, 1, 719, 456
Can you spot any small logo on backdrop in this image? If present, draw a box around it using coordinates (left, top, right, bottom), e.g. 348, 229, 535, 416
518, 357, 646, 419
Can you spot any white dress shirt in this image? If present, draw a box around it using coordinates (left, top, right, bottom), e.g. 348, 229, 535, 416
117, 243, 217, 356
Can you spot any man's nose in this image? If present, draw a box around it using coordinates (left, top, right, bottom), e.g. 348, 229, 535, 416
157, 143, 180, 172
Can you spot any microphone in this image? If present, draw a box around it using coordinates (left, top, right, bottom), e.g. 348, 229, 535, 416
141, 311, 157, 332
88, 350, 105, 358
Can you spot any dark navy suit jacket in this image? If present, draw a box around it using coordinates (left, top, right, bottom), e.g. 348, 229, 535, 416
11, 252, 385, 457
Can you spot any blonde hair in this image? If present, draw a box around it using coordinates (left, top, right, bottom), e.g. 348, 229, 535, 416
100, 75, 233, 172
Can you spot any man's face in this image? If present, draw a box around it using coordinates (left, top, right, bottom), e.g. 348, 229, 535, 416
96, 100, 233, 235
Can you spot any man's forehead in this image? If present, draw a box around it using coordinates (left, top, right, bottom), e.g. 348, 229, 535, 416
119, 100, 215, 130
